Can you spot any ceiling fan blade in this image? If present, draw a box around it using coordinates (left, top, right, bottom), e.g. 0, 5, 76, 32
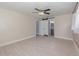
45, 12, 50, 15
44, 9, 50, 11
44, 11, 50, 15
35, 8, 41, 11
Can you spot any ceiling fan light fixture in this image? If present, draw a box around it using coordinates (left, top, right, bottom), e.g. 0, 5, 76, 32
38, 12, 44, 15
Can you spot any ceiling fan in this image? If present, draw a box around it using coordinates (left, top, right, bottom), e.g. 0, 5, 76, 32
33, 8, 51, 15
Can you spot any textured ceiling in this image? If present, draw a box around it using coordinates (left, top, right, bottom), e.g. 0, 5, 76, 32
0, 2, 76, 18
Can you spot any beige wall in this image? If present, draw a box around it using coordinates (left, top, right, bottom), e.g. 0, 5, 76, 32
0, 8, 36, 45
54, 13, 73, 40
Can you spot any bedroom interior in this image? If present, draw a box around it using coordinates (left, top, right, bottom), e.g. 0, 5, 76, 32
0, 2, 79, 56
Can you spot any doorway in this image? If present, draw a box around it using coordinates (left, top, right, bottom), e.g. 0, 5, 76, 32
50, 19, 54, 36
36, 18, 54, 36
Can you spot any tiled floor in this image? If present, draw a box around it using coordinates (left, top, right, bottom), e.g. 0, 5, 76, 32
0, 36, 78, 56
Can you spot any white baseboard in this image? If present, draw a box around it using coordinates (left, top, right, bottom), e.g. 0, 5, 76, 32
54, 36, 72, 40
0, 35, 36, 47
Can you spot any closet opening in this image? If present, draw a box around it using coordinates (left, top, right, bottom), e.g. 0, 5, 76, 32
36, 18, 55, 37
